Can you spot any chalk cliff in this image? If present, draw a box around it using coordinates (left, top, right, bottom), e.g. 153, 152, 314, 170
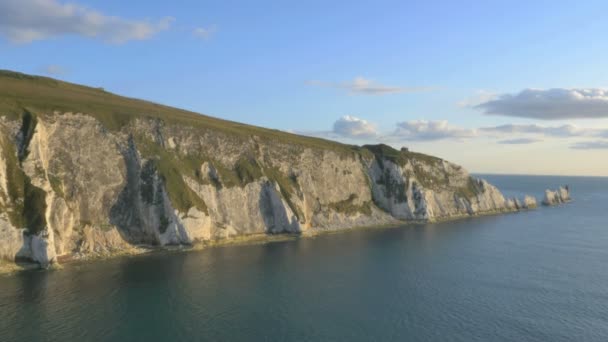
0, 70, 528, 269
542, 187, 571, 206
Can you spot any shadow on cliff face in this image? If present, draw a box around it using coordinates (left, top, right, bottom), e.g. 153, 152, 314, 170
259, 181, 301, 235
109, 138, 158, 246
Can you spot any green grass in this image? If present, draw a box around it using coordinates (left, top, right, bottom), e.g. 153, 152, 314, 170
135, 136, 209, 216
327, 194, 373, 216
362, 144, 443, 167
457, 177, 482, 199
0, 70, 358, 155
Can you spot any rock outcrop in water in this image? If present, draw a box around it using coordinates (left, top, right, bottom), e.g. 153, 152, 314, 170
0, 70, 534, 269
542, 186, 571, 206
506, 195, 538, 210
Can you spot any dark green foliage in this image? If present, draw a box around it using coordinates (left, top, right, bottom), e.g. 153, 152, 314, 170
328, 194, 373, 216
0, 129, 47, 234
155, 157, 207, 216
235, 158, 263, 185
79, 220, 92, 229
362, 144, 442, 167
135, 137, 208, 215
456, 177, 482, 199
98, 223, 114, 232
363, 144, 405, 165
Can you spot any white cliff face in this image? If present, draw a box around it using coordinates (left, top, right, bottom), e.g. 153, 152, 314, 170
0, 220, 28, 261
366, 154, 516, 222
542, 187, 571, 206
30, 228, 56, 268
0, 113, 536, 269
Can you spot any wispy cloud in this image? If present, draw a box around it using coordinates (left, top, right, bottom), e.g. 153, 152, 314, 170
193, 25, 217, 40
0, 0, 173, 44
390, 120, 476, 141
307, 77, 432, 95
473, 88, 608, 120
498, 138, 543, 145
570, 140, 608, 150
479, 124, 604, 138
297, 116, 608, 147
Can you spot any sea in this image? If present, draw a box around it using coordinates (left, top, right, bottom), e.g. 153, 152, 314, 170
1, 175, 607, 341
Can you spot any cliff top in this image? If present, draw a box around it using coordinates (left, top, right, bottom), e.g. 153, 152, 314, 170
0, 70, 443, 164
0, 69, 355, 153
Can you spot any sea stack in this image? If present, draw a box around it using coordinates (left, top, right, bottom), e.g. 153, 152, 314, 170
542, 186, 571, 206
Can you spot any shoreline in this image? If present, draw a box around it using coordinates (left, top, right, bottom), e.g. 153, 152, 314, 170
0, 208, 528, 276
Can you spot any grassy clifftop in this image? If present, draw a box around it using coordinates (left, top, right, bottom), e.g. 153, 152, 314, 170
0, 70, 354, 154
0, 70, 449, 175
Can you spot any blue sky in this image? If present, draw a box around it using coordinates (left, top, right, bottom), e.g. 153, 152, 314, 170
2, 0, 608, 175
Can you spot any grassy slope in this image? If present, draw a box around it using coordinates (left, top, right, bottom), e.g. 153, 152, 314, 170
0, 70, 356, 154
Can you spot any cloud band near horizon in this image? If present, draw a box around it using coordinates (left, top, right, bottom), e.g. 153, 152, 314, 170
474, 88, 608, 120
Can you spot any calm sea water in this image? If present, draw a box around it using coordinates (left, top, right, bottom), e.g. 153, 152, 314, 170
1, 175, 608, 341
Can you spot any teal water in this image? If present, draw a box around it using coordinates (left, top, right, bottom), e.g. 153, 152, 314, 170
1, 175, 608, 341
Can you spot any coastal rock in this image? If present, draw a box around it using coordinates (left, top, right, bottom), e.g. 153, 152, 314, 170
0, 71, 548, 270
522, 196, 538, 209
507, 195, 537, 210
30, 229, 57, 268
542, 187, 571, 206
365, 147, 516, 221
0, 113, 536, 268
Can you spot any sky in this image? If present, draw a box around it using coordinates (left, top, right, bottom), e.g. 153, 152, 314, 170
1, 0, 608, 176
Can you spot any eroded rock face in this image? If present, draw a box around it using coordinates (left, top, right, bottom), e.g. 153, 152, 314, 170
523, 196, 538, 209
506, 195, 538, 210
542, 187, 571, 206
30, 229, 56, 268
0, 113, 534, 269
365, 153, 516, 221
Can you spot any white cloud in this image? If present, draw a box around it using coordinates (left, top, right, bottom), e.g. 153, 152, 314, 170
193, 25, 216, 39
479, 124, 602, 138
391, 120, 476, 141
474, 88, 608, 120
296, 116, 608, 148
570, 141, 608, 150
307, 77, 431, 95
0, 0, 173, 44
332, 115, 378, 138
